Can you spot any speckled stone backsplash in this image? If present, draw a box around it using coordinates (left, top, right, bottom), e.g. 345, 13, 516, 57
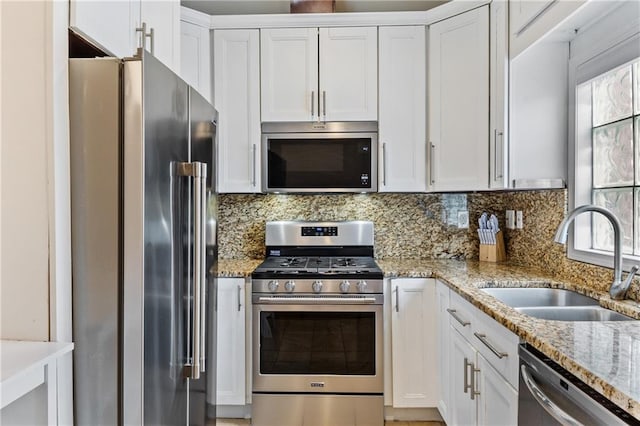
218, 190, 639, 299
218, 192, 499, 260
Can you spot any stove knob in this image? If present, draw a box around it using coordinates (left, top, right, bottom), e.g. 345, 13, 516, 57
267, 280, 279, 292
284, 280, 296, 293
339, 280, 351, 293
312, 280, 323, 293
356, 280, 367, 293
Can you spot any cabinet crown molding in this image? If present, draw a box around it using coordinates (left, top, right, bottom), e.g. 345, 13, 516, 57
205, 0, 489, 29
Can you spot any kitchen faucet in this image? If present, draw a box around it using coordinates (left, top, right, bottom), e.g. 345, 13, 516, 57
554, 205, 639, 300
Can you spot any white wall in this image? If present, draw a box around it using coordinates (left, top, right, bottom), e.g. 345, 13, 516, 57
0, 0, 72, 423
1, 0, 51, 341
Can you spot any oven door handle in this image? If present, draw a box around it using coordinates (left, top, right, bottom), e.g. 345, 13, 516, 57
257, 296, 378, 304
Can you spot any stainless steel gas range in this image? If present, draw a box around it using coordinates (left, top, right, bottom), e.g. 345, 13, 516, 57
251, 221, 384, 426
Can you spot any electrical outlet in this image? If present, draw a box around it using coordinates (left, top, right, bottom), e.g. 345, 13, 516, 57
516, 210, 524, 229
505, 210, 515, 229
457, 210, 469, 229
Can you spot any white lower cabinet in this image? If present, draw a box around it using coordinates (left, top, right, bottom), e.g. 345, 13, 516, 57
477, 354, 518, 426
215, 278, 247, 405
389, 278, 438, 408
450, 328, 477, 426
438, 281, 519, 426
435, 280, 451, 423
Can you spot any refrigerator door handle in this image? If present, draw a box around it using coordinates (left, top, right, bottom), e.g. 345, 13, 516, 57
176, 161, 207, 380
198, 165, 207, 373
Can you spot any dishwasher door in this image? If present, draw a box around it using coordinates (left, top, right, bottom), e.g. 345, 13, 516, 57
518, 345, 638, 425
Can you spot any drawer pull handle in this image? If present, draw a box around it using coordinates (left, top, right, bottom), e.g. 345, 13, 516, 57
474, 332, 508, 359
447, 308, 470, 327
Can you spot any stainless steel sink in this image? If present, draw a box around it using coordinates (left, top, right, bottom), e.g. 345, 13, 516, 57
515, 306, 634, 321
481, 287, 599, 307
481, 287, 635, 321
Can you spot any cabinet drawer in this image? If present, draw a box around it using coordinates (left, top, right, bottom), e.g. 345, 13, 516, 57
447, 291, 477, 340
472, 309, 519, 389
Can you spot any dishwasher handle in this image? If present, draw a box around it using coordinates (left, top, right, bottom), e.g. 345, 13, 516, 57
520, 364, 583, 426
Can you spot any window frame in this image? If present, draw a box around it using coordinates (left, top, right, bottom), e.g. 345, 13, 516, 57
568, 9, 640, 271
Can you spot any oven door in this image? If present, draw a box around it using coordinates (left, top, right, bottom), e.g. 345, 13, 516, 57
252, 301, 383, 394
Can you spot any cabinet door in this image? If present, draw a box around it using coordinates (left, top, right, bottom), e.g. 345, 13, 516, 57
477, 354, 518, 426
140, 0, 180, 73
428, 6, 489, 192
180, 20, 211, 103
435, 281, 451, 423
215, 278, 246, 405
261, 28, 318, 122
378, 26, 427, 192
489, 0, 508, 189
449, 328, 477, 426
214, 29, 261, 193
391, 279, 438, 407
70, 0, 140, 58
319, 27, 378, 121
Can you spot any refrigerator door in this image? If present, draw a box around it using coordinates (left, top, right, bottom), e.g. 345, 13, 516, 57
69, 57, 121, 426
123, 50, 191, 425
188, 87, 219, 424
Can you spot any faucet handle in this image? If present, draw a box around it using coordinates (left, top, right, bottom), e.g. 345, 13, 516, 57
611, 265, 640, 300
625, 265, 640, 285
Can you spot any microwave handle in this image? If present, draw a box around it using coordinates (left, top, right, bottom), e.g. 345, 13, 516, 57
311, 91, 315, 119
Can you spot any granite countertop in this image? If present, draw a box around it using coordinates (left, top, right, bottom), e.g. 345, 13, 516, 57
216, 259, 262, 277
215, 256, 640, 418
379, 258, 640, 420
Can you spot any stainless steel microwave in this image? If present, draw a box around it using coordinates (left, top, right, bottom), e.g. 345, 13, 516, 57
261, 121, 378, 193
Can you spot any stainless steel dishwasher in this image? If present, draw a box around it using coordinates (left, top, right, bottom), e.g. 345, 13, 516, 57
518, 344, 640, 425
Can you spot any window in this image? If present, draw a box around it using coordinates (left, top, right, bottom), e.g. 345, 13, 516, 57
583, 60, 640, 255
569, 3, 640, 269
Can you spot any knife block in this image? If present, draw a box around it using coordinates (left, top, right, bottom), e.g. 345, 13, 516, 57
479, 230, 506, 262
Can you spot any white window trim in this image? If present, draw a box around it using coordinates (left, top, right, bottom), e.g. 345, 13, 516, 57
568, 3, 640, 271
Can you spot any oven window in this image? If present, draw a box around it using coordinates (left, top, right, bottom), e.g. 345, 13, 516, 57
259, 311, 375, 375
267, 138, 372, 188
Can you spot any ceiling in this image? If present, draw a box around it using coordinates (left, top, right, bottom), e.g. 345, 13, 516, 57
181, 0, 450, 15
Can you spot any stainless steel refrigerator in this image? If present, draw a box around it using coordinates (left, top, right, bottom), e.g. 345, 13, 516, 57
69, 50, 218, 425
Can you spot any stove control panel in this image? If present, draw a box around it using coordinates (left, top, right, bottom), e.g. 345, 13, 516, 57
253, 279, 383, 294
301, 226, 338, 237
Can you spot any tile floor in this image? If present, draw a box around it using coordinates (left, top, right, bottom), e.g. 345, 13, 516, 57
215, 419, 443, 426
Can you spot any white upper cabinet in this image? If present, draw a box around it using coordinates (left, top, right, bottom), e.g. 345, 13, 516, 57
180, 8, 212, 103
261, 26, 377, 122
319, 27, 378, 121
260, 28, 319, 122
390, 279, 438, 408
378, 26, 427, 192
140, 1, 181, 73
70, 0, 139, 58
489, 0, 508, 189
70, 0, 180, 72
428, 5, 490, 192
214, 29, 262, 193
